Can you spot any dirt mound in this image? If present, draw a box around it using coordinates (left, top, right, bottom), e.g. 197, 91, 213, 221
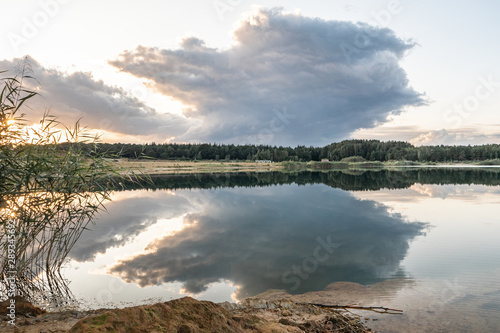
1, 296, 102, 333
69, 297, 371, 333
69, 297, 249, 333
0, 296, 46, 317
1, 296, 371, 332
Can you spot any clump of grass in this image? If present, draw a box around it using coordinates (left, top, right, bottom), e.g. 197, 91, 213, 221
340, 156, 366, 163
385, 160, 421, 166
281, 161, 306, 170
354, 161, 384, 167
90, 313, 109, 327
476, 159, 500, 165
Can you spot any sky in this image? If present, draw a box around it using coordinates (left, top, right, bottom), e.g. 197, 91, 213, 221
1, 0, 499, 146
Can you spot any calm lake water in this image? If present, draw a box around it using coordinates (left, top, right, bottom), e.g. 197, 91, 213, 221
64, 169, 500, 332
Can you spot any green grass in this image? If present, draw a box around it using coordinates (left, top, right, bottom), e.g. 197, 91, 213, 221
282, 160, 385, 170
89, 313, 109, 327
340, 156, 366, 163
385, 160, 422, 166
475, 159, 500, 165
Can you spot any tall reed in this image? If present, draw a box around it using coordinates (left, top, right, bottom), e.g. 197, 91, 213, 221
0, 59, 135, 308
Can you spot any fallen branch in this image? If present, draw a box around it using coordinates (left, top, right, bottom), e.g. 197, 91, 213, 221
298, 302, 404, 315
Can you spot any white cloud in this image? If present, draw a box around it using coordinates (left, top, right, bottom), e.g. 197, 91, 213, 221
0, 57, 191, 140
410, 128, 500, 146
110, 8, 424, 146
1, 9, 427, 146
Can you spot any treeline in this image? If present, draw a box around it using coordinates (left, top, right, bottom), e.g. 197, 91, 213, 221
66, 139, 500, 163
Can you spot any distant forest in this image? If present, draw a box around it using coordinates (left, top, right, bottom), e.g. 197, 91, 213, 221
64, 139, 500, 163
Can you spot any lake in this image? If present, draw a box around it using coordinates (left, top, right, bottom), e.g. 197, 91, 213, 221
63, 169, 500, 332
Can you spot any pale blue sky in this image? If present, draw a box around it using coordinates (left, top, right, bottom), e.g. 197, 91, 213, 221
1, 0, 499, 145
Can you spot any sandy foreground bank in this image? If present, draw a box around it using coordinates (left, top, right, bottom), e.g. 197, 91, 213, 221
1, 295, 372, 332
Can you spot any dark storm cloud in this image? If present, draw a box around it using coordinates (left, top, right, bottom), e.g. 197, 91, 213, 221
0, 58, 190, 138
69, 192, 192, 262
110, 8, 424, 146
109, 185, 427, 299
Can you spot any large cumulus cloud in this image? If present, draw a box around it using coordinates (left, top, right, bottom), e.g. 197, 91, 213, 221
110, 8, 424, 146
0, 57, 190, 139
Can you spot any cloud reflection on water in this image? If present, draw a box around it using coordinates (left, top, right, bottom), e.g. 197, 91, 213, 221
105, 185, 426, 299
69, 192, 193, 262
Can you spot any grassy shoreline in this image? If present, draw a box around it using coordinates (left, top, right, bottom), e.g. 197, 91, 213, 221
115, 159, 500, 175
114, 159, 283, 175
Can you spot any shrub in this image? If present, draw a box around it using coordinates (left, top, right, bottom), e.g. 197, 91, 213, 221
340, 156, 366, 163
